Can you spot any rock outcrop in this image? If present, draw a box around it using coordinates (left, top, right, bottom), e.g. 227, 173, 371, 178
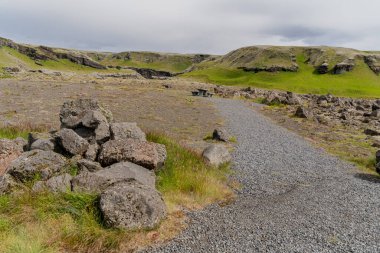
316, 62, 329, 74
364, 55, 380, 75
333, 59, 355, 74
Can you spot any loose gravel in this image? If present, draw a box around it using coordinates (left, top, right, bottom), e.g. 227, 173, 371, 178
143, 99, 380, 253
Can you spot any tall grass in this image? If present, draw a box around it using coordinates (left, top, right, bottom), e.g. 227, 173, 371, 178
0, 123, 50, 140
147, 133, 233, 210
0, 126, 233, 252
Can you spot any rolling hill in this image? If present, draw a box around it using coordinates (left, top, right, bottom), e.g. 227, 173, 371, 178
1, 37, 380, 97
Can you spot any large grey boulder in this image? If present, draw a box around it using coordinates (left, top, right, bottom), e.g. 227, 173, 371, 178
202, 144, 231, 166
56, 129, 89, 156
100, 182, 167, 230
98, 139, 160, 169
71, 161, 155, 193
32, 173, 72, 193
59, 98, 112, 129
7, 150, 67, 182
110, 122, 146, 141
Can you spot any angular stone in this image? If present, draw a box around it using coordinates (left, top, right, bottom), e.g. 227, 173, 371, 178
30, 139, 55, 151
82, 110, 108, 129
28, 132, 52, 149
60, 98, 112, 129
100, 182, 167, 229
110, 122, 146, 141
77, 159, 102, 172
202, 144, 231, 166
56, 129, 89, 156
98, 139, 159, 169
0, 138, 26, 175
32, 173, 72, 193
94, 121, 110, 144
7, 150, 67, 182
294, 106, 314, 119
72, 161, 155, 193
212, 128, 231, 142
85, 143, 99, 161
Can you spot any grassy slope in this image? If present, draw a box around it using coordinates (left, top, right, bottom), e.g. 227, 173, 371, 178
183, 54, 380, 98
0, 47, 128, 74
99, 52, 193, 73
0, 129, 232, 253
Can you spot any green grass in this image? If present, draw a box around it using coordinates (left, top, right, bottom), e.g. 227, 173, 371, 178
0, 191, 126, 253
183, 54, 380, 98
0, 124, 49, 140
147, 133, 233, 210
99, 52, 193, 73
0, 47, 40, 70
0, 127, 233, 252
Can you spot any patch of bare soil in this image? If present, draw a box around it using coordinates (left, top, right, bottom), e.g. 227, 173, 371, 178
0, 75, 222, 152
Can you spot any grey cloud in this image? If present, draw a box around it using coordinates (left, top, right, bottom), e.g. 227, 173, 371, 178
0, 0, 379, 54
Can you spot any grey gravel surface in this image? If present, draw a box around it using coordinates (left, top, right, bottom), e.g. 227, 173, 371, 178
143, 99, 380, 253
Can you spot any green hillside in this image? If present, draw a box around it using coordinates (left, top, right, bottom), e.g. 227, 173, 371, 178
182, 47, 380, 98
96, 52, 196, 73
1, 37, 380, 98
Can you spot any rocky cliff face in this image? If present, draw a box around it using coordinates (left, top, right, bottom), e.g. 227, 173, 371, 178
0, 37, 106, 69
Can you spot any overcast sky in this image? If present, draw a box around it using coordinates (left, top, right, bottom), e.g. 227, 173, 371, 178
0, 0, 379, 54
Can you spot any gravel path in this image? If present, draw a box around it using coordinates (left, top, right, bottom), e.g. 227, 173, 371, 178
144, 99, 380, 253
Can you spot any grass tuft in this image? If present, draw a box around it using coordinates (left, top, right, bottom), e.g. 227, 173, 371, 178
147, 132, 233, 210
0, 123, 50, 140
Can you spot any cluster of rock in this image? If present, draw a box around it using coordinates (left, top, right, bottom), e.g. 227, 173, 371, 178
0, 99, 167, 230
214, 85, 380, 166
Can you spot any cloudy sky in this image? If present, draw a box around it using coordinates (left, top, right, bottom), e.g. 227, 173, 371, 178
0, 0, 379, 54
